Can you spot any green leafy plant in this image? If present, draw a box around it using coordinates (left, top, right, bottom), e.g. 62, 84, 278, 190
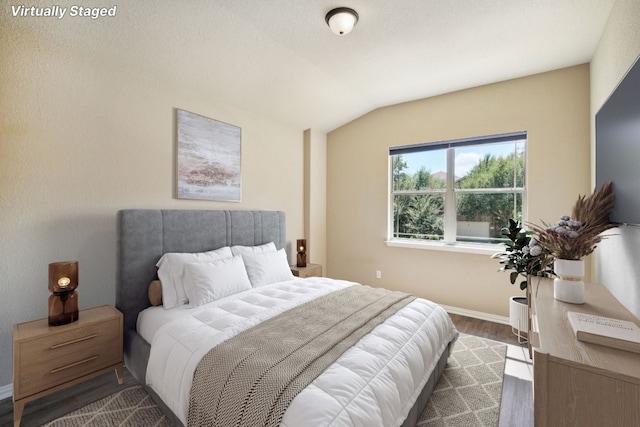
491, 219, 554, 290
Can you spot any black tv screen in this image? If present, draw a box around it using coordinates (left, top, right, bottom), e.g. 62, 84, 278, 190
596, 55, 640, 225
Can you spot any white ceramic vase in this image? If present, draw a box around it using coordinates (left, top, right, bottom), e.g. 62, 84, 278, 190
553, 258, 585, 304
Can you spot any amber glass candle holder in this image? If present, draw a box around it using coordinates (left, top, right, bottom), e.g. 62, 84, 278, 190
296, 239, 307, 267
48, 261, 79, 326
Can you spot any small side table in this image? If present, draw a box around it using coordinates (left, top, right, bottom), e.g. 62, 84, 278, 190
291, 263, 322, 278
13, 305, 123, 427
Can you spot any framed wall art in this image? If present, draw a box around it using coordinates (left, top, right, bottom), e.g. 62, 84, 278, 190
176, 109, 241, 202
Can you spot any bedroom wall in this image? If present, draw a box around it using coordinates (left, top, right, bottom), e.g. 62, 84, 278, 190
326, 65, 591, 318
303, 129, 328, 269
591, 0, 640, 318
0, 29, 305, 388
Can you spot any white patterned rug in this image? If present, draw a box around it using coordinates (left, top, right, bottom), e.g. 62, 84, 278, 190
44, 333, 506, 427
42, 385, 171, 427
418, 333, 507, 427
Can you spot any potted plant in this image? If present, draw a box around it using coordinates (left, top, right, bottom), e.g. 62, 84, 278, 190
492, 219, 554, 342
527, 182, 617, 304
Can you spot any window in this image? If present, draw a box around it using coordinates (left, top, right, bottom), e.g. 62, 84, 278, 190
389, 132, 526, 247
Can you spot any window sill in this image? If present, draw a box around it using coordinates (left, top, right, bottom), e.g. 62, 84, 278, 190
385, 239, 502, 255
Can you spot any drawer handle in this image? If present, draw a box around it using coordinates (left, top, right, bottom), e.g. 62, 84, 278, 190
50, 334, 98, 349
50, 356, 98, 374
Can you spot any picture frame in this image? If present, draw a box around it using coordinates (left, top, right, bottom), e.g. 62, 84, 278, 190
176, 109, 241, 202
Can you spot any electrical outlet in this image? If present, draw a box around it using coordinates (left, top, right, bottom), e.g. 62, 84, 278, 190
376, 270, 381, 279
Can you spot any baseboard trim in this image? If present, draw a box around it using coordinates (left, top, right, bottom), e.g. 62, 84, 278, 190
0, 383, 12, 400
440, 304, 510, 326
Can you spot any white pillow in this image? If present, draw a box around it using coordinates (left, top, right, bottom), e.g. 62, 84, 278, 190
230, 242, 276, 257
182, 256, 252, 306
242, 248, 295, 287
156, 246, 233, 309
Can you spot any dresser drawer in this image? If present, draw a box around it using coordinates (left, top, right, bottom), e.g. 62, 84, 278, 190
14, 310, 122, 400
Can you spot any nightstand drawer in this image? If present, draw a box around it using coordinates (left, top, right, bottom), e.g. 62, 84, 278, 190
13, 306, 123, 400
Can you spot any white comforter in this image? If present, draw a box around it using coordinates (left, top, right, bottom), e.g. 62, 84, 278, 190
143, 277, 457, 426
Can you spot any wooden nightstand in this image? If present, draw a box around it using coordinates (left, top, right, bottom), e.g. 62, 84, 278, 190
290, 263, 322, 278
12, 305, 123, 427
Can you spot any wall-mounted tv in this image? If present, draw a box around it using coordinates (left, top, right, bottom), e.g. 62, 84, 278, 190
596, 55, 640, 225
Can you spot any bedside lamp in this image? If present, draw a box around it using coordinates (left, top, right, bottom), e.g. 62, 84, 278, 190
48, 261, 79, 326
296, 239, 307, 267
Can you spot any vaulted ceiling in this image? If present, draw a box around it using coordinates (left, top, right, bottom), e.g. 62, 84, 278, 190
6, 0, 615, 131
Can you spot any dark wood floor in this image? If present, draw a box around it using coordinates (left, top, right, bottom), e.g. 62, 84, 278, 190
448, 313, 523, 346
0, 368, 139, 427
0, 314, 527, 427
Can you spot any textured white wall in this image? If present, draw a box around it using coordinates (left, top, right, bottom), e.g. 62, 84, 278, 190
0, 29, 304, 388
591, 0, 640, 318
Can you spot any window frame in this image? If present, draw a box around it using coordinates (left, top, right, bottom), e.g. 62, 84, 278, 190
387, 131, 527, 253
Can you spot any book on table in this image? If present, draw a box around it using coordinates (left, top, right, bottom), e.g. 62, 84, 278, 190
567, 311, 640, 354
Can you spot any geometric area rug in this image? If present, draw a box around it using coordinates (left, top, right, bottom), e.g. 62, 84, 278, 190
417, 333, 507, 427
42, 386, 171, 427
44, 333, 505, 427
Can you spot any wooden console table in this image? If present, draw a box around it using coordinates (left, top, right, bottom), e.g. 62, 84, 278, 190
528, 278, 640, 426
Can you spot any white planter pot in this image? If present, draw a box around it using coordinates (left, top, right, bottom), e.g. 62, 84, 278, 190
553, 259, 585, 304
509, 296, 528, 343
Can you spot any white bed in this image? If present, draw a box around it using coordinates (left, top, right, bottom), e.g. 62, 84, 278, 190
116, 209, 458, 427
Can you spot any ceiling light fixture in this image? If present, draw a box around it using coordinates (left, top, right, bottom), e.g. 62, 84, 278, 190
325, 7, 359, 36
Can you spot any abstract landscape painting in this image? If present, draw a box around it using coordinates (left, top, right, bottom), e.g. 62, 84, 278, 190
176, 109, 241, 201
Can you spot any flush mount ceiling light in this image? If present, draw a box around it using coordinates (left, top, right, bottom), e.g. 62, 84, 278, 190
325, 7, 359, 35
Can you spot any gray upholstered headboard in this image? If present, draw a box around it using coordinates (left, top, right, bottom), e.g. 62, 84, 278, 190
115, 209, 286, 337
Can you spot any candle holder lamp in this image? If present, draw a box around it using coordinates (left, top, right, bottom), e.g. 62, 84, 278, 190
48, 261, 79, 326
296, 239, 307, 268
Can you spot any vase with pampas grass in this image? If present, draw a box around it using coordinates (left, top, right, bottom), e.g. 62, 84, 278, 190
528, 182, 617, 303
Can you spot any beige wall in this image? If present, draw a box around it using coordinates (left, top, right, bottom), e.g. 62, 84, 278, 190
326, 65, 591, 316
303, 129, 327, 269
591, 0, 640, 318
0, 29, 305, 387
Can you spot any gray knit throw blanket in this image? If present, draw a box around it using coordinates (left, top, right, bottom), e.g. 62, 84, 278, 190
188, 285, 415, 427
